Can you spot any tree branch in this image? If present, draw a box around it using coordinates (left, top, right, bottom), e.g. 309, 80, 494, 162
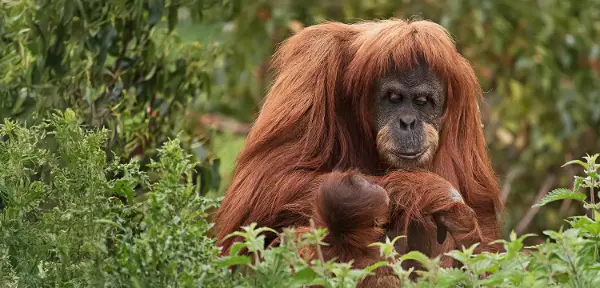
515, 174, 557, 235
197, 113, 252, 135
501, 166, 525, 204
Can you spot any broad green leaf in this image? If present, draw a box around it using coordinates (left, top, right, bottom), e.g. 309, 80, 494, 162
400, 251, 431, 266
436, 268, 468, 286
229, 242, 248, 256
445, 250, 469, 265
291, 267, 317, 284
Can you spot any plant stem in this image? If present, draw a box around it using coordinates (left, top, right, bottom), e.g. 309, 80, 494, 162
310, 219, 326, 264
563, 243, 583, 288
591, 186, 596, 220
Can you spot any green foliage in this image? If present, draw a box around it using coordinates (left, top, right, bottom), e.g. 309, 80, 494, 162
92, 138, 230, 287
0, 112, 232, 287
2, 113, 600, 287
0, 0, 227, 187
217, 221, 389, 288
0, 110, 108, 287
536, 154, 600, 218
533, 188, 587, 208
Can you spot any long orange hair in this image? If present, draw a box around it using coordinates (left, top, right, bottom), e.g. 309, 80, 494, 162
214, 18, 502, 255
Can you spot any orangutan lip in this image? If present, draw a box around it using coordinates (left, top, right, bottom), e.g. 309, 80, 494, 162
395, 148, 427, 160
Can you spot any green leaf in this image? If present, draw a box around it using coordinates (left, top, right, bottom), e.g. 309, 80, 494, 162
445, 250, 469, 265
229, 242, 247, 256
213, 255, 251, 267
361, 261, 389, 275
562, 160, 588, 169
533, 188, 587, 207
583, 202, 600, 210
436, 268, 468, 286
400, 251, 431, 266
292, 267, 317, 284
573, 176, 585, 193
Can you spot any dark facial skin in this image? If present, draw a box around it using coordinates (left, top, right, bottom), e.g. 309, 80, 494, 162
374, 63, 446, 169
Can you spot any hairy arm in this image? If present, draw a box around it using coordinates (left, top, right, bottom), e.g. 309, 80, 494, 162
379, 170, 490, 262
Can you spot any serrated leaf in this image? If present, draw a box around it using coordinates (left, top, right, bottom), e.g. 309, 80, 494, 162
533, 188, 587, 207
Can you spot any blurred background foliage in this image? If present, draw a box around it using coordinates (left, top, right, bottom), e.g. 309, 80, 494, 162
1, 0, 600, 243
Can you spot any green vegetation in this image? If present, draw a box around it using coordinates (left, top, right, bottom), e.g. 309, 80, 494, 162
1, 0, 600, 287
1, 111, 599, 287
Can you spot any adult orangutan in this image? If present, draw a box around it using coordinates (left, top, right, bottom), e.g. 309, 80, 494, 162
213, 19, 503, 285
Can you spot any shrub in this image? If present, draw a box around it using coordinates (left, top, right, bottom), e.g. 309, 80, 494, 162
0, 110, 229, 287
0, 0, 230, 195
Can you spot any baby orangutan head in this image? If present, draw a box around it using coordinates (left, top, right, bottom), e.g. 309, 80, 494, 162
374, 60, 446, 169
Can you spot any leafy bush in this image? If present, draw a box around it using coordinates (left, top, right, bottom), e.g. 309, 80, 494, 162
0, 110, 227, 287
0, 0, 230, 193
1, 112, 599, 287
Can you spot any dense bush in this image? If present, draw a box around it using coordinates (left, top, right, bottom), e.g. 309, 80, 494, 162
1, 113, 599, 287
0, 0, 231, 195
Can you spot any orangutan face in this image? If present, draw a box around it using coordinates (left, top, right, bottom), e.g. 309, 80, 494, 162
374, 62, 446, 169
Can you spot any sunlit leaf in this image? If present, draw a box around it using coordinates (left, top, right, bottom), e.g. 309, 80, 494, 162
533, 188, 587, 207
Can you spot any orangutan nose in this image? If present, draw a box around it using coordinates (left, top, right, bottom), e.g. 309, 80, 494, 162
399, 114, 417, 131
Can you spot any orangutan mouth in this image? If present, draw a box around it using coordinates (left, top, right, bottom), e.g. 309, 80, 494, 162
395, 148, 428, 160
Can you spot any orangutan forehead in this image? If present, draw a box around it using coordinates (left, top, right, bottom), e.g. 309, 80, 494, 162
379, 63, 445, 95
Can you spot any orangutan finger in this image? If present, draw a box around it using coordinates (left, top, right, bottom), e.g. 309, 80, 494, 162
434, 213, 448, 244
433, 203, 480, 247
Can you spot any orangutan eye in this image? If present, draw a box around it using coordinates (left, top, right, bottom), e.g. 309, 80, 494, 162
388, 92, 402, 103
413, 96, 428, 106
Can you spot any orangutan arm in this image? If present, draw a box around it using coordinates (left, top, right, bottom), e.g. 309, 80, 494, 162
379, 170, 485, 253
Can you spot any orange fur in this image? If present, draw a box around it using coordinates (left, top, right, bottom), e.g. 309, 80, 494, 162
213, 18, 503, 284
